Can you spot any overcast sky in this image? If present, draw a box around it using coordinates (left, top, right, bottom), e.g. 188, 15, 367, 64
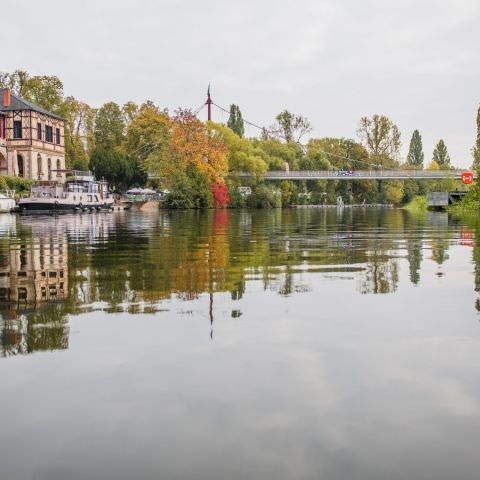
3, 0, 479, 167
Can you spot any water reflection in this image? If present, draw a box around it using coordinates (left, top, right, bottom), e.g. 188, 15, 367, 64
1, 208, 480, 480
0, 208, 476, 355
0, 214, 115, 356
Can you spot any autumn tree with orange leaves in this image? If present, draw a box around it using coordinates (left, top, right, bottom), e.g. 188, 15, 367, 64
168, 109, 228, 183
145, 109, 228, 186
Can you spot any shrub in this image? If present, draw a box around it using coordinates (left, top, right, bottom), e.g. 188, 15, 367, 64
164, 166, 213, 209
226, 181, 246, 208
0, 176, 33, 194
246, 184, 281, 208
164, 183, 195, 209
279, 181, 299, 207
212, 183, 229, 208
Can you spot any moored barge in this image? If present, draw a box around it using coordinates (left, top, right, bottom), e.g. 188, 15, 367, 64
18, 171, 114, 214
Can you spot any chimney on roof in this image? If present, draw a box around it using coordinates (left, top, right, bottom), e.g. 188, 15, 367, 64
2, 89, 11, 107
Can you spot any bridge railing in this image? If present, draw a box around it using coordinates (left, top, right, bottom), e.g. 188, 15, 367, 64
233, 169, 473, 180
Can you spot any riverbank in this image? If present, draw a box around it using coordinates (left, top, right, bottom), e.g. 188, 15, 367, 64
293, 203, 393, 209
403, 196, 427, 212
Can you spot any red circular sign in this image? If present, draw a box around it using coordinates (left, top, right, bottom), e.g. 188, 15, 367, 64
461, 172, 474, 185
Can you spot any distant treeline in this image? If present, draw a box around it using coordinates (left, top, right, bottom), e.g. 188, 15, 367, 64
2, 70, 479, 207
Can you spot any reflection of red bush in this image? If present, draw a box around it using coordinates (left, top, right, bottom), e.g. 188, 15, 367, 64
212, 183, 229, 208
213, 209, 228, 232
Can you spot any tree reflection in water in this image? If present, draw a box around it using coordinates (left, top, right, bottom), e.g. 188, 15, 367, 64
0, 207, 476, 355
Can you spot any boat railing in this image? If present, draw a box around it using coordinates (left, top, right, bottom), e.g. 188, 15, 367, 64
65, 170, 94, 181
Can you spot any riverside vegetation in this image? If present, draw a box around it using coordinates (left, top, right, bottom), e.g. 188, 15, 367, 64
1, 70, 479, 209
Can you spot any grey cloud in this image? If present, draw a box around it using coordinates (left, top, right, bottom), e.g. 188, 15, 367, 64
2, 0, 479, 166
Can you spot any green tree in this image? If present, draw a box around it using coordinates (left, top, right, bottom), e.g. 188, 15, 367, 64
227, 104, 245, 138
357, 114, 401, 167
406, 130, 424, 167
123, 101, 139, 125
432, 139, 451, 169
164, 165, 213, 209
89, 148, 145, 191
0, 70, 30, 95
253, 138, 304, 170
208, 123, 267, 180
269, 110, 312, 143
22, 75, 64, 113
60, 96, 95, 170
94, 102, 125, 150
124, 103, 171, 169
473, 105, 480, 170
0, 70, 64, 113
301, 139, 332, 170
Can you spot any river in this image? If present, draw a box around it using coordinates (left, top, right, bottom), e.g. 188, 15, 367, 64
0, 208, 479, 480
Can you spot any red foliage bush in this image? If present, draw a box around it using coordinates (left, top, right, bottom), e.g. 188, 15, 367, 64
211, 183, 229, 208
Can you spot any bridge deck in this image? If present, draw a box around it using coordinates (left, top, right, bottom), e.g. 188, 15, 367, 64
253, 170, 474, 180
148, 169, 474, 181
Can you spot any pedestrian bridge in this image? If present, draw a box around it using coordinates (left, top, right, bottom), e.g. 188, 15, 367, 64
239, 170, 475, 181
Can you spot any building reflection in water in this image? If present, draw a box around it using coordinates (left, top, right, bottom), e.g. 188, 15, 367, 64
0, 218, 69, 357
0, 208, 473, 353
0, 214, 114, 357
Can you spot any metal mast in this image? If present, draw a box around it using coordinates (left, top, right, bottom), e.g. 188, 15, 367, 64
206, 85, 212, 121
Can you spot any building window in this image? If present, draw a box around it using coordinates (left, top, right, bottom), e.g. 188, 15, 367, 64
17, 154, 24, 177
47, 158, 52, 180
37, 154, 43, 179
45, 125, 53, 143
13, 121, 22, 139
37, 123, 42, 140
0, 116, 5, 139
56, 158, 62, 176
56, 128, 61, 145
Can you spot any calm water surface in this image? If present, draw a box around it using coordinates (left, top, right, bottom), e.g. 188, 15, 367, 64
1, 208, 480, 480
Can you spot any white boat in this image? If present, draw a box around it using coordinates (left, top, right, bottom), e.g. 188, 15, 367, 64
18, 171, 114, 214
0, 190, 16, 213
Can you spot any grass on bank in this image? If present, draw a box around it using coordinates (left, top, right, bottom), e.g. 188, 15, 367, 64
403, 195, 427, 213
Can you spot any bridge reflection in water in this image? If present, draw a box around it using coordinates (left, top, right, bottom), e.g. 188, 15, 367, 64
0, 208, 477, 355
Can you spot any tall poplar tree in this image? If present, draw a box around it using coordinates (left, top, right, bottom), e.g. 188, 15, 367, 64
473, 105, 480, 170
432, 139, 451, 169
406, 129, 424, 167
227, 104, 245, 138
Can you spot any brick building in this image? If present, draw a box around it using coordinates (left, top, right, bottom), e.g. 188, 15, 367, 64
0, 88, 65, 181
